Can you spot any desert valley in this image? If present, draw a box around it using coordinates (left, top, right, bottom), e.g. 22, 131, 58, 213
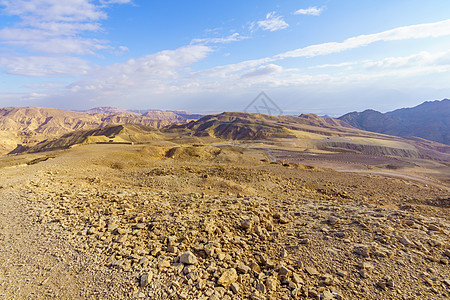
2, 1, 450, 299
0, 101, 449, 299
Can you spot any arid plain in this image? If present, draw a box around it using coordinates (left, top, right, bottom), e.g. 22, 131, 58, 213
0, 108, 449, 299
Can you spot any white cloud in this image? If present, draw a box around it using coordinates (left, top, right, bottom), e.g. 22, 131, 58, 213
277, 19, 450, 59
69, 45, 213, 92
1, 0, 106, 22
365, 50, 450, 70
4, 17, 450, 112
191, 33, 248, 45
0, 0, 129, 55
311, 62, 357, 69
0, 0, 109, 54
241, 64, 283, 78
0, 0, 132, 80
20, 92, 48, 102
0, 56, 91, 77
195, 57, 274, 79
252, 12, 289, 32
294, 6, 323, 16
22, 82, 65, 89
100, 0, 132, 4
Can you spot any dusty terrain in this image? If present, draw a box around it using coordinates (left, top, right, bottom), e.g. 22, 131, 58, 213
0, 140, 449, 299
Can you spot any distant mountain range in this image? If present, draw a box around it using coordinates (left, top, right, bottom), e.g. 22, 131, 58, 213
338, 99, 450, 145
1, 101, 449, 159
0, 106, 198, 155
12, 111, 448, 162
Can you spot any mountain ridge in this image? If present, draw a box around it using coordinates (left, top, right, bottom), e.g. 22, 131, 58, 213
338, 99, 450, 145
0, 106, 193, 155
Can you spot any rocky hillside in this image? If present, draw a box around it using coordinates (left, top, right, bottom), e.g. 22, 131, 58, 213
174, 113, 295, 140
338, 99, 450, 145
0, 107, 192, 155
9, 124, 162, 154
170, 112, 449, 161
171, 112, 361, 140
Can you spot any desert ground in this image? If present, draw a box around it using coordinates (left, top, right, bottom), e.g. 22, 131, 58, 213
0, 138, 449, 299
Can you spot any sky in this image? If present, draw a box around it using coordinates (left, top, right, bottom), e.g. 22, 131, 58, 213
1, 0, 450, 116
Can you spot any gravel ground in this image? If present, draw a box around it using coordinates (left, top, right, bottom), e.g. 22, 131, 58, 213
0, 144, 448, 299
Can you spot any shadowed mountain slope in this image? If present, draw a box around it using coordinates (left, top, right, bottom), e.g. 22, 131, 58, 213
338, 99, 450, 145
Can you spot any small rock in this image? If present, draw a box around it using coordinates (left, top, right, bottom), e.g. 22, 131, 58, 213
321, 289, 335, 300
138, 257, 148, 266
286, 279, 297, 290
376, 281, 387, 290
241, 219, 253, 231
266, 277, 277, 291
335, 232, 346, 238
299, 238, 310, 245
139, 272, 152, 287
279, 213, 291, 224
230, 282, 240, 294
183, 265, 196, 275
236, 264, 251, 274
305, 266, 319, 276
354, 244, 370, 257
424, 278, 434, 286
167, 246, 177, 253
399, 237, 411, 246
291, 288, 301, 298
150, 247, 162, 257
328, 216, 339, 225
217, 268, 238, 287
336, 270, 347, 278
157, 259, 170, 269
133, 223, 146, 230
320, 274, 333, 286
256, 281, 266, 293
292, 272, 304, 285
279, 266, 291, 277
180, 251, 198, 265
428, 239, 443, 247
359, 269, 369, 279
427, 224, 440, 231
358, 262, 374, 270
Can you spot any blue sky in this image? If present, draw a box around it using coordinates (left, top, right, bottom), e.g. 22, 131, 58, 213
1, 0, 450, 115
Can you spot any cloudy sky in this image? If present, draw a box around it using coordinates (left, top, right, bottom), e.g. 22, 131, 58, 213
1, 0, 450, 115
